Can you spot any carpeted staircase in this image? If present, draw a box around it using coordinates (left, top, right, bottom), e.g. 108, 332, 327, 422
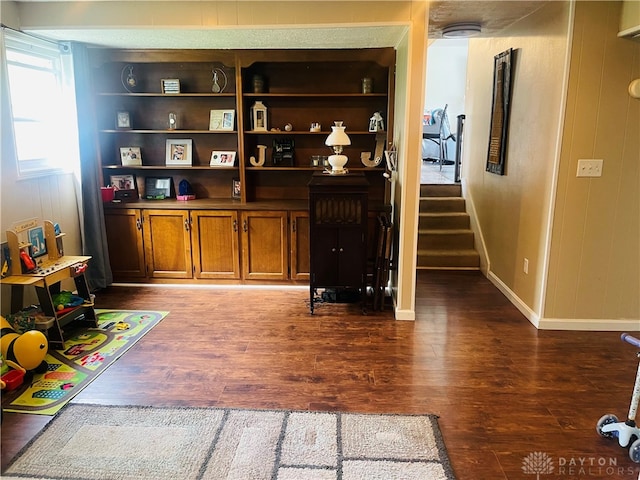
417, 184, 480, 270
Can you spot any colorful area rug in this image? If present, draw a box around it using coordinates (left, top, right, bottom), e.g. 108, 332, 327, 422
4, 404, 456, 480
1, 310, 167, 415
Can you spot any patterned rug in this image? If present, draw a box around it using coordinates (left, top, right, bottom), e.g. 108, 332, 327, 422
3, 404, 456, 480
1, 310, 167, 415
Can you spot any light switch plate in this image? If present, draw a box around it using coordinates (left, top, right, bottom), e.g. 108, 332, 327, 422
576, 159, 603, 177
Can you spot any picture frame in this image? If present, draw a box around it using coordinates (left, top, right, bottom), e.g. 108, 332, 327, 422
210, 151, 236, 167
166, 139, 193, 166
232, 178, 241, 199
119, 146, 142, 166
209, 109, 235, 131
116, 111, 131, 129
109, 174, 138, 201
144, 177, 174, 199
160, 78, 181, 94
486, 48, 514, 176
28, 226, 47, 259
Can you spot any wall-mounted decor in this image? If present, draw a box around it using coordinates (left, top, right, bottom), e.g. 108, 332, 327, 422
486, 48, 514, 176
166, 139, 192, 166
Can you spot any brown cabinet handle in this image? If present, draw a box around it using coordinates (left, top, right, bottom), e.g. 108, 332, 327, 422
243, 219, 248, 232
184, 219, 190, 231
233, 219, 238, 232
136, 218, 142, 230
292, 220, 297, 232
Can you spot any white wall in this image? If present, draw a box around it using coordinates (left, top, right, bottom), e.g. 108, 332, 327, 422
424, 38, 468, 134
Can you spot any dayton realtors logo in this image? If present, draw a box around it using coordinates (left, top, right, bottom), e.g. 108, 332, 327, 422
522, 452, 640, 478
522, 452, 554, 478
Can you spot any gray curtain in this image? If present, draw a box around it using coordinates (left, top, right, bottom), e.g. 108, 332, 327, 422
70, 42, 113, 290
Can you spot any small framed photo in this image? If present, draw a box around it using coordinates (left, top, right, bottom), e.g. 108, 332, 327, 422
116, 111, 131, 129
120, 146, 142, 166
210, 151, 236, 167
209, 109, 235, 131
166, 139, 193, 166
161, 78, 181, 94
109, 174, 138, 201
232, 178, 241, 199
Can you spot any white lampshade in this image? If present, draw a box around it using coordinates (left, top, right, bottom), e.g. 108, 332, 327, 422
325, 121, 351, 147
325, 122, 351, 174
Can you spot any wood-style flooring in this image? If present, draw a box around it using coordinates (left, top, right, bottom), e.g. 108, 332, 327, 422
2, 271, 640, 479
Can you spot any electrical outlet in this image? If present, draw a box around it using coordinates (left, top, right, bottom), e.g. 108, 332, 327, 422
523, 258, 529, 274
577, 159, 603, 177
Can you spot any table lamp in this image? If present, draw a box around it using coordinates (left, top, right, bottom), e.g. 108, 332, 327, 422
325, 121, 351, 174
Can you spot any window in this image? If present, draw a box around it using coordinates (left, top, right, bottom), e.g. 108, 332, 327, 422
2, 29, 79, 177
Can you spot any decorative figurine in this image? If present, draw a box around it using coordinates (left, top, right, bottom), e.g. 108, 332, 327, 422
121, 65, 137, 93
211, 68, 227, 93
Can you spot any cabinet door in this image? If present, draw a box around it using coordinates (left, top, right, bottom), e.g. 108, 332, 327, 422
104, 209, 146, 279
191, 210, 240, 280
337, 227, 366, 287
241, 211, 288, 281
142, 209, 192, 279
290, 211, 310, 281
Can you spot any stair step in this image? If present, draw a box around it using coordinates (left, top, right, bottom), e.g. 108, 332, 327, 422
420, 197, 466, 213
417, 229, 475, 249
416, 249, 480, 269
419, 212, 470, 229
420, 184, 461, 197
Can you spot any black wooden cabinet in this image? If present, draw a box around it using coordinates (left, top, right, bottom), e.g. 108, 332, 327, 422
308, 173, 368, 313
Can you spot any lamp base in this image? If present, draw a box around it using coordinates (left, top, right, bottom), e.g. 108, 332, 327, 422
326, 168, 349, 175
328, 154, 348, 175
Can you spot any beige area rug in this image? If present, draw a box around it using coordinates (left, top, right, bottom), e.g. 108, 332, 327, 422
4, 404, 456, 480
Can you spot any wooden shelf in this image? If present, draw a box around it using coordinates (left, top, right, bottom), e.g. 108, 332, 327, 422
98, 93, 236, 97
100, 129, 237, 134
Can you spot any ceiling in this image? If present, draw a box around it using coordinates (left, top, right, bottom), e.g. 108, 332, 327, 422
14, 1, 550, 49
428, 1, 548, 38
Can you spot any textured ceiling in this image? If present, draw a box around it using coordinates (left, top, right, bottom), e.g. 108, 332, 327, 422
428, 1, 548, 38
15, 1, 549, 49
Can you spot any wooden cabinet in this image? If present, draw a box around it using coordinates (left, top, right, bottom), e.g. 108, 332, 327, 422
290, 211, 310, 281
104, 209, 146, 279
93, 48, 394, 285
142, 209, 192, 279
240, 210, 288, 281
308, 174, 369, 313
191, 210, 240, 280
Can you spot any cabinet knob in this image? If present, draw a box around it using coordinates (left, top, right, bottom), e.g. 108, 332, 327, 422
243, 220, 248, 232
184, 219, 190, 231
339, 248, 344, 252
136, 219, 142, 230
233, 219, 238, 232
331, 248, 336, 253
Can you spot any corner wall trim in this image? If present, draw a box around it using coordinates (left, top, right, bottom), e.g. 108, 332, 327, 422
486, 270, 539, 327
395, 308, 416, 321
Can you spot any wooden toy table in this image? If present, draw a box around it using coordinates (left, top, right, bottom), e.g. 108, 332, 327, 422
2, 219, 98, 350
1, 255, 97, 349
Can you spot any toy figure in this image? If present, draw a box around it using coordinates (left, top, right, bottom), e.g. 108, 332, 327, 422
0, 316, 48, 374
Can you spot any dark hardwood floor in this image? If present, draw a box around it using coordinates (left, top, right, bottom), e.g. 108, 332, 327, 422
2, 271, 640, 479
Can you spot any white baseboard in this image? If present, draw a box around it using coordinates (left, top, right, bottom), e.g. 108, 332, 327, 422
537, 318, 640, 331
486, 272, 640, 331
394, 308, 415, 321
486, 271, 540, 327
